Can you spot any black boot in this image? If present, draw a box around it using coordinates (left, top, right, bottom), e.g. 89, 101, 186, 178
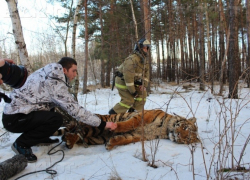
109, 108, 117, 114
127, 107, 135, 112
11, 142, 37, 163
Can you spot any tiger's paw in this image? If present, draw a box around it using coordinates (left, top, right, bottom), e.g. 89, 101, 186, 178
64, 132, 80, 149
105, 142, 114, 150
105, 137, 119, 150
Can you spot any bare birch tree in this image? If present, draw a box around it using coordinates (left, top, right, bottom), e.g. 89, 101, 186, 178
71, 0, 83, 101
6, 0, 32, 73
64, 0, 74, 57
72, 0, 83, 59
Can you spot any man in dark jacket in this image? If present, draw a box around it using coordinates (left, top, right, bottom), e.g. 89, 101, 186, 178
2, 57, 117, 163
109, 38, 150, 114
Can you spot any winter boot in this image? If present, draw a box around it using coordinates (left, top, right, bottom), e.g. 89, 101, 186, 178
109, 108, 117, 115
11, 142, 37, 163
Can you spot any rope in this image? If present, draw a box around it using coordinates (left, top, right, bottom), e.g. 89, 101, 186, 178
14, 141, 65, 180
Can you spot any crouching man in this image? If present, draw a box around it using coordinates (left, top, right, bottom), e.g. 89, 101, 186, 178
2, 57, 117, 163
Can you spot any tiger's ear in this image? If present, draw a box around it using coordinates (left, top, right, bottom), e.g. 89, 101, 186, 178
188, 117, 196, 123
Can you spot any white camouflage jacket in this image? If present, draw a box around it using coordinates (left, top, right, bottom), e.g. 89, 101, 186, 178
4, 63, 101, 127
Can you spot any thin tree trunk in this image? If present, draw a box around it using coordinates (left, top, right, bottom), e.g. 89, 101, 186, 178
219, 0, 228, 94
6, 0, 32, 73
211, 22, 217, 93
240, 6, 245, 77
130, 0, 138, 41
72, 0, 82, 59
173, 41, 176, 82
156, 40, 161, 79
161, 38, 164, 79
82, 0, 88, 94
219, 31, 230, 95
142, 0, 150, 162
105, 0, 115, 88
177, 0, 185, 81
193, 7, 199, 79
218, 14, 225, 82
199, 3, 205, 91
71, 0, 83, 101
99, 2, 105, 88
246, 0, 250, 87
205, 2, 212, 83
64, 0, 74, 57
187, 18, 193, 80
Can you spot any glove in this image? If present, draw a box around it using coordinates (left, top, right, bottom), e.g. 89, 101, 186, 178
134, 79, 142, 86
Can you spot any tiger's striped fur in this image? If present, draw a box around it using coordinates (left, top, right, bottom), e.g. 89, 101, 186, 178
54, 109, 199, 150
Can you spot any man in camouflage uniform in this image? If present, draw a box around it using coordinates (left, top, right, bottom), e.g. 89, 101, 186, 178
109, 38, 150, 114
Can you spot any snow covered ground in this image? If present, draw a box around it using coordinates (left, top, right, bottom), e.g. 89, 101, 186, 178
1, 82, 250, 180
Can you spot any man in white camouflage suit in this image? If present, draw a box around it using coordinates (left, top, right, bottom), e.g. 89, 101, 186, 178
109, 38, 150, 114
2, 57, 117, 163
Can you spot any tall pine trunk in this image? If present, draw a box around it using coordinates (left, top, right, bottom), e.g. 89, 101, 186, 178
198, 2, 205, 91
228, 0, 239, 99
205, 2, 212, 83
246, 0, 250, 87
99, 2, 105, 88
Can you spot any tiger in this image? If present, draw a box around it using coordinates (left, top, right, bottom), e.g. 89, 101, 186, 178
53, 109, 200, 150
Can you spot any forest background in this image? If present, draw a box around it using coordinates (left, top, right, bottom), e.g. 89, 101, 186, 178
1, 0, 249, 99
1, 1, 250, 179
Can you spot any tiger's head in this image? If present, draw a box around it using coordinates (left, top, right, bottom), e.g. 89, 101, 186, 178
167, 115, 199, 144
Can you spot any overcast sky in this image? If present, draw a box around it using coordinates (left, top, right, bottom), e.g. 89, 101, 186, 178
0, 1, 69, 54
0, 0, 159, 60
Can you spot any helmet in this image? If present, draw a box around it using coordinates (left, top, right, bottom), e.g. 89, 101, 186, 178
134, 38, 150, 55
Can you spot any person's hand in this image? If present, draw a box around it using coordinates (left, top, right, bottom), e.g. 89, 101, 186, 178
139, 85, 146, 91
0, 59, 14, 67
105, 122, 117, 131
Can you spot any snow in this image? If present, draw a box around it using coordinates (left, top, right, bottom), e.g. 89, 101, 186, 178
0, 82, 250, 180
